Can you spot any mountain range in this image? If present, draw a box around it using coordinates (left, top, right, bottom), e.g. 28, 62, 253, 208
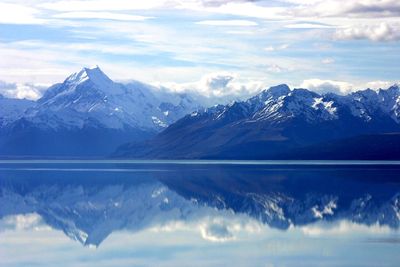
0, 66, 201, 157
1, 67, 400, 159
116, 84, 400, 159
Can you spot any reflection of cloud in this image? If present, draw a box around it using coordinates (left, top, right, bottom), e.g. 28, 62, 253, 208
1, 215, 399, 267
200, 218, 236, 242
300, 220, 392, 237
149, 215, 263, 243
0, 213, 49, 232
200, 222, 234, 242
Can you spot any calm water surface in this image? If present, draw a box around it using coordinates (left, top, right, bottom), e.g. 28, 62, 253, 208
0, 161, 399, 267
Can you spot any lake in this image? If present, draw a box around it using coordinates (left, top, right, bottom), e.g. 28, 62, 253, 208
0, 161, 399, 267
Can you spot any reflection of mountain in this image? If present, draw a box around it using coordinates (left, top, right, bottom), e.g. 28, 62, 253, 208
0, 164, 399, 246
157, 165, 400, 229
0, 176, 198, 246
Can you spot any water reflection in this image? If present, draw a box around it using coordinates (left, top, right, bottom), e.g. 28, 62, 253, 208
0, 162, 400, 266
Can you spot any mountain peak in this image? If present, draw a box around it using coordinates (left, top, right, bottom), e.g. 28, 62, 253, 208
66, 65, 112, 86
267, 84, 291, 97
388, 83, 399, 91
378, 84, 400, 98
247, 84, 291, 107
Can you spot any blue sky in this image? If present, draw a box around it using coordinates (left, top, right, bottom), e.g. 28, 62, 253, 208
0, 0, 399, 100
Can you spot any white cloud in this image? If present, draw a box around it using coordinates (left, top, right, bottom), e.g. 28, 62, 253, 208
335, 22, 400, 42
264, 44, 290, 52
300, 78, 398, 94
4, 0, 400, 27
285, 23, 335, 29
205, 73, 234, 90
41, 0, 169, 11
321, 57, 335, 64
344, 0, 400, 17
31, 0, 400, 23
39, 0, 287, 21
53, 12, 153, 21
12, 40, 155, 57
161, 72, 265, 104
195, 72, 264, 99
0, 3, 45, 25
183, 2, 288, 20
0, 80, 49, 100
266, 64, 288, 73
0, 41, 81, 84
300, 78, 354, 94
287, 0, 400, 18
196, 20, 258, 26
365, 80, 399, 90
225, 30, 255, 35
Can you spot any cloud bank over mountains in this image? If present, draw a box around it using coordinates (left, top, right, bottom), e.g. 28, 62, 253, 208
1, 72, 397, 103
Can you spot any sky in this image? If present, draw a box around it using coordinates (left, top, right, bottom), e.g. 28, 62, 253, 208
0, 0, 399, 100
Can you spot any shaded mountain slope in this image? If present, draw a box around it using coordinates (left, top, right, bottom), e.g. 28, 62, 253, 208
115, 84, 400, 159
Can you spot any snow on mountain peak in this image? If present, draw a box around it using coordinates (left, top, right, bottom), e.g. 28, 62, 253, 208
267, 84, 291, 97
387, 84, 400, 92
13, 66, 203, 132
255, 84, 291, 101
66, 65, 112, 86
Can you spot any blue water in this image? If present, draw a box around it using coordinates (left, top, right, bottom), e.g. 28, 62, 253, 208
0, 161, 399, 267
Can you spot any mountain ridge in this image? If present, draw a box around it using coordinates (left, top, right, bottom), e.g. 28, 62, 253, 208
0, 66, 202, 157
2, 67, 400, 159
115, 83, 400, 159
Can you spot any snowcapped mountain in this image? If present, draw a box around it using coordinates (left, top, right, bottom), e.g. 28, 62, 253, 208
28, 66, 200, 131
0, 66, 201, 157
0, 94, 34, 127
2, 68, 400, 159
115, 83, 400, 159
